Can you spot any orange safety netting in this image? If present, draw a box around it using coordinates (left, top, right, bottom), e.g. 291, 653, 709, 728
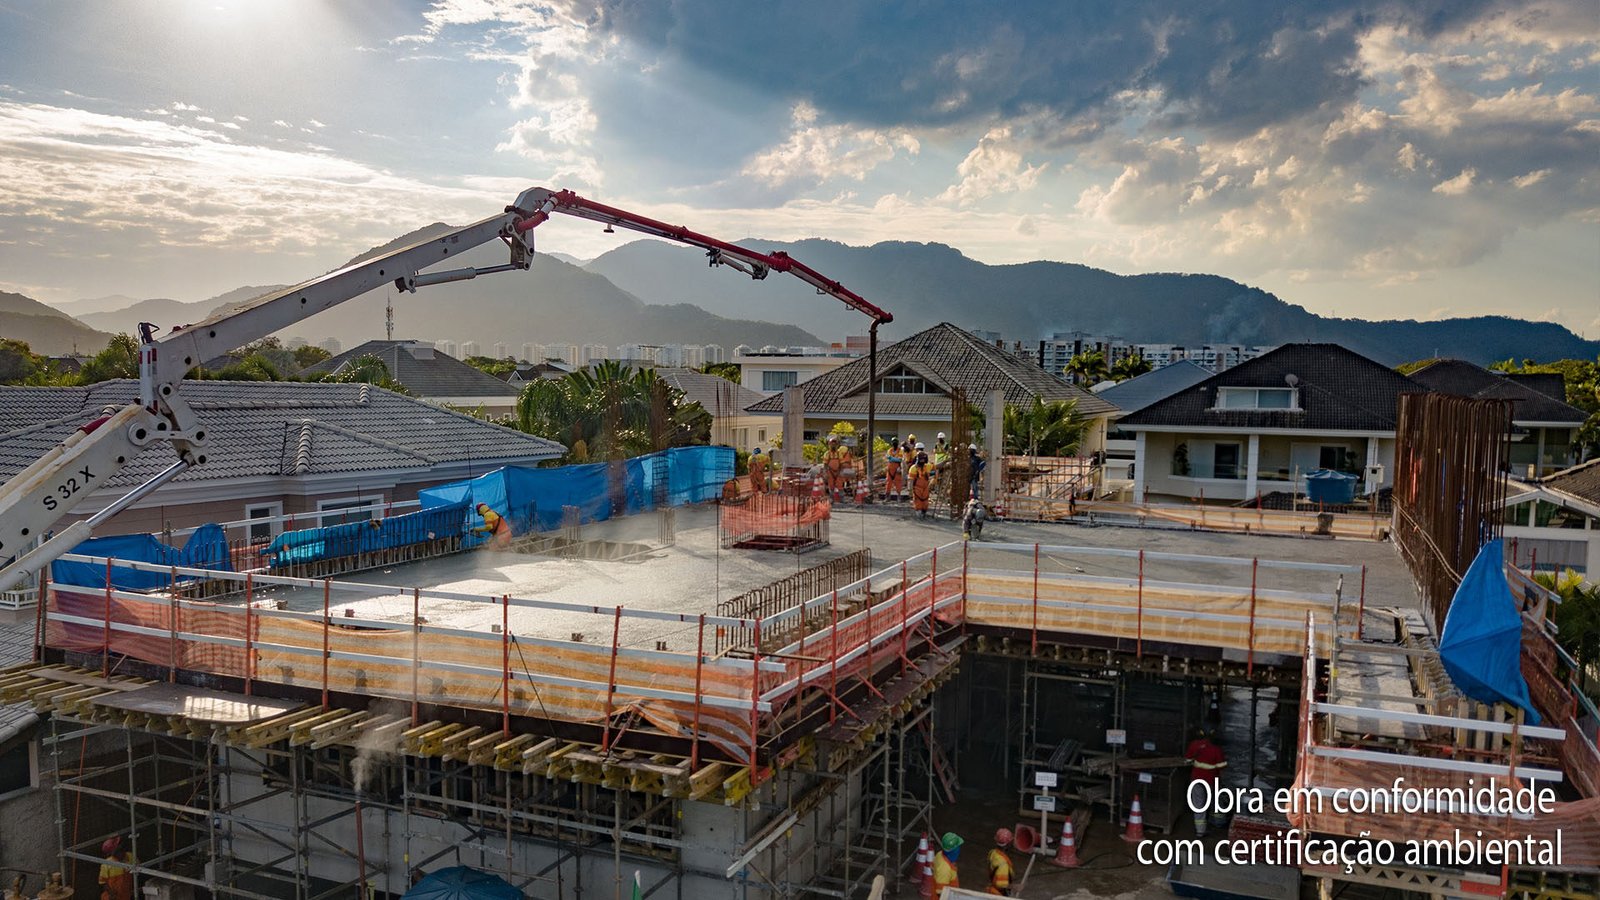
963, 571, 1343, 657
47, 588, 760, 761
720, 494, 831, 538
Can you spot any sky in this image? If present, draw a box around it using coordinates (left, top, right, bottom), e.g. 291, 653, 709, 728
0, 0, 1595, 336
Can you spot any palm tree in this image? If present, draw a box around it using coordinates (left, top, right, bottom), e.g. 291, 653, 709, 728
1111, 354, 1154, 382
516, 363, 709, 461
1063, 350, 1108, 385
1002, 399, 1090, 457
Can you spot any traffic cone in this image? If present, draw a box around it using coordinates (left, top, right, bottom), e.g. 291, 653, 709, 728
856, 479, 868, 504
1052, 817, 1080, 868
916, 833, 934, 897
812, 475, 823, 501
1123, 794, 1145, 842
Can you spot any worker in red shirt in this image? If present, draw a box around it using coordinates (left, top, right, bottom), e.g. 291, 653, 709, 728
1185, 728, 1229, 836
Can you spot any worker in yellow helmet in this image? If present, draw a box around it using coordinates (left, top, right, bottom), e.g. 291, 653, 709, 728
472, 502, 512, 549
932, 832, 962, 898
823, 435, 851, 501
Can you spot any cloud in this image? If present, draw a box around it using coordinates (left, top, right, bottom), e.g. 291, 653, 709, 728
1432, 168, 1477, 194
938, 127, 1045, 205
741, 102, 919, 190
1512, 168, 1551, 187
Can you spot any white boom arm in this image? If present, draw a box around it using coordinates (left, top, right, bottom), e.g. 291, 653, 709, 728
0, 191, 551, 591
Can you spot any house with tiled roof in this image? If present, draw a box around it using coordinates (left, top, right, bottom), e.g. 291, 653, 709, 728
744, 322, 1119, 451
1499, 458, 1600, 579
657, 368, 780, 451
299, 339, 524, 416
0, 380, 563, 538
1118, 344, 1420, 504
1406, 359, 1587, 477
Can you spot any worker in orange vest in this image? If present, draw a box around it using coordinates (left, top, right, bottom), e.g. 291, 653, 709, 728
932, 832, 963, 897
749, 448, 769, 495
472, 502, 512, 549
99, 836, 135, 900
883, 439, 905, 502
987, 828, 1015, 895
823, 436, 851, 501
909, 447, 934, 519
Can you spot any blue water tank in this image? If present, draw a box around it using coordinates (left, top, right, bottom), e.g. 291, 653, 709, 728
1304, 469, 1357, 505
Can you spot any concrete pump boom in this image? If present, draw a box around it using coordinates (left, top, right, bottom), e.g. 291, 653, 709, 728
0, 187, 892, 591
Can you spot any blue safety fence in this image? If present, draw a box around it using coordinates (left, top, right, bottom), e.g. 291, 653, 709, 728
261, 502, 470, 567
53, 524, 232, 591
420, 446, 734, 547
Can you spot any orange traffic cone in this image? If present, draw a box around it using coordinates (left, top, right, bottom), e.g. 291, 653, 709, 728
855, 479, 868, 504
1052, 817, 1080, 868
1123, 794, 1146, 842
916, 832, 934, 897
812, 475, 824, 501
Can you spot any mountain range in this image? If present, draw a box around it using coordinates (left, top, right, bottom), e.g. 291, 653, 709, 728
4, 229, 1594, 368
585, 238, 1599, 366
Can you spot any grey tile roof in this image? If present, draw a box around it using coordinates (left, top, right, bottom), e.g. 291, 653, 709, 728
0, 380, 564, 489
655, 369, 773, 416
1407, 360, 1586, 425
1119, 343, 1420, 432
300, 340, 523, 399
745, 323, 1119, 417
1540, 458, 1600, 507
1506, 372, 1568, 403
1096, 360, 1214, 416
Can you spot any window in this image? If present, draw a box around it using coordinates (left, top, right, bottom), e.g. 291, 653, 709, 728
245, 502, 284, 544
316, 496, 381, 526
880, 375, 933, 394
757, 428, 767, 443
762, 370, 799, 391
803, 430, 820, 443
1213, 443, 1241, 480
1218, 387, 1297, 410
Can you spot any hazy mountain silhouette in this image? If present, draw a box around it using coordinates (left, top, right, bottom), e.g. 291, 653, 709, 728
0, 291, 113, 355
586, 238, 1599, 366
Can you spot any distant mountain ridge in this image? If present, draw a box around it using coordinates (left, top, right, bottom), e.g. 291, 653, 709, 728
0, 291, 112, 354
585, 239, 1599, 366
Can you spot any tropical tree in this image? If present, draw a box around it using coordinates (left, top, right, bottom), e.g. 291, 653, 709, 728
320, 354, 409, 394
1534, 568, 1599, 698
1063, 350, 1109, 385
464, 355, 519, 378
1111, 354, 1154, 382
700, 361, 742, 383
0, 339, 51, 384
77, 333, 140, 383
1005, 399, 1091, 457
291, 344, 332, 371
515, 361, 709, 461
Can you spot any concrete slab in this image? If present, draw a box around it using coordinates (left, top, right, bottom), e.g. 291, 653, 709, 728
246, 504, 1421, 651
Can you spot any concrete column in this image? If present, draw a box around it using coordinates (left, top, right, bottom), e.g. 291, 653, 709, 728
1365, 437, 1380, 494
1133, 432, 1147, 504
984, 389, 1004, 503
1535, 428, 1546, 476
1245, 433, 1260, 500
781, 385, 805, 473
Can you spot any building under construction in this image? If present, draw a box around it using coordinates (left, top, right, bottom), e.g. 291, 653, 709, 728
3, 398, 1598, 900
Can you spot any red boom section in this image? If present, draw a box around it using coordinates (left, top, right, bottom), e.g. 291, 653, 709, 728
513, 188, 892, 325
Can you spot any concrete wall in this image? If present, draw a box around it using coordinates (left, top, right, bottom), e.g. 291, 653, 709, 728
0, 734, 53, 881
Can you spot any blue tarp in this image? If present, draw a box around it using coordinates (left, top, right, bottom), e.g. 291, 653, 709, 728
401, 868, 521, 900
262, 502, 469, 566
1439, 539, 1541, 724
51, 524, 232, 590
419, 446, 733, 546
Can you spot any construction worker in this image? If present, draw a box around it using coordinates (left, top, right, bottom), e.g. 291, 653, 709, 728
962, 497, 986, 540
934, 431, 949, 462
98, 836, 135, 900
749, 448, 769, 495
932, 832, 962, 898
883, 439, 904, 501
823, 436, 851, 501
909, 448, 933, 519
987, 828, 1015, 896
1185, 727, 1229, 836
967, 444, 986, 499
471, 502, 512, 549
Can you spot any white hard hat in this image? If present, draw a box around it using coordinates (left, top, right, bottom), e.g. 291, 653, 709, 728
937, 432, 947, 440
969, 444, 977, 450
916, 442, 926, 450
